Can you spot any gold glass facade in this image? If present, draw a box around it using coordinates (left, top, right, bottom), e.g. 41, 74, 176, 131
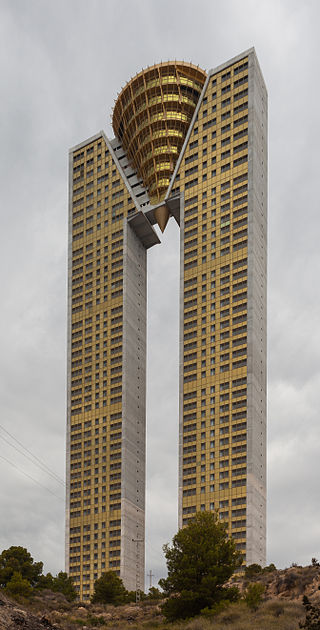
112, 62, 206, 205
67, 49, 267, 600
172, 52, 267, 568
177, 58, 250, 554
67, 137, 139, 598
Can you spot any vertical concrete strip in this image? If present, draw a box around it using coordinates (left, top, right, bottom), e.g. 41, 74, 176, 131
246, 49, 268, 566
121, 221, 147, 590
178, 193, 185, 529
65, 149, 73, 574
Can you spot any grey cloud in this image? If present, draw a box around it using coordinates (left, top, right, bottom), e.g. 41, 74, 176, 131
0, 0, 320, 587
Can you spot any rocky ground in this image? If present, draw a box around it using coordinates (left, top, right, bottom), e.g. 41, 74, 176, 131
1, 564, 320, 629
234, 563, 320, 601
0, 588, 163, 630
0, 590, 57, 630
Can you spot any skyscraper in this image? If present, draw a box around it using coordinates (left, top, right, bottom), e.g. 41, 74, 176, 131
66, 47, 267, 600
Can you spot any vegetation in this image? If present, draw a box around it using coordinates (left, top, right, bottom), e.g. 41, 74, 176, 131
37, 570, 77, 601
244, 582, 265, 610
91, 572, 165, 605
299, 595, 320, 629
5, 570, 33, 598
0, 541, 317, 630
159, 511, 242, 621
91, 571, 127, 604
0, 545, 77, 601
1, 557, 315, 630
147, 586, 164, 600
0, 591, 305, 630
244, 562, 277, 579
0, 546, 43, 587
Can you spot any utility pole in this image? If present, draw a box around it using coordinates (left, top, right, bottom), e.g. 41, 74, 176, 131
147, 569, 154, 589
132, 538, 144, 603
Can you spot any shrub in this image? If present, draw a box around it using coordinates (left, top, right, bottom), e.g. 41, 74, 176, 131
91, 571, 127, 605
299, 595, 320, 629
51, 571, 77, 601
245, 563, 276, 579
124, 589, 137, 602
267, 601, 284, 617
147, 586, 164, 600
5, 571, 33, 598
200, 600, 229, 617
37, 570, 77, 601
244, 563, 262, 579
244, 582, 265, 610
86, 615, 106, 626
262, 563, 277, 573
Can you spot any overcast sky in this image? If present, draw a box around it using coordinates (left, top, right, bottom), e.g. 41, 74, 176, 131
0, 0, 320, 589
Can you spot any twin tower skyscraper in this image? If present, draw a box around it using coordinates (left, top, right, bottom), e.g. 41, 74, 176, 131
66, 48, 267, 600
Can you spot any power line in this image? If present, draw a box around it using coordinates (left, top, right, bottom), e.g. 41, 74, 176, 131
0, 454, 64, 502
0, 423, 65, 487
0, 423, 65, 485
0, 432, 65, 488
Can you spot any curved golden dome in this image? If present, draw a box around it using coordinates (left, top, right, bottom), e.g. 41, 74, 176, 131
112, 61, 207, 208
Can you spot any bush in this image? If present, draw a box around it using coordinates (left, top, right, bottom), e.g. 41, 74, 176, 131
51, 571, 77, 601
263, 562, 277, 573
37, 570, 77, 601
124, 589, 137, 603
269, 602, 284, 617
86, 615, 106, 626
5, 571, 33, 598
244, 582, 265, 610
200, 600, 229, 617
91, 571, 127, 605
299, 595, 320, 629
244, 563, 262, 579
147, 586, 164, 600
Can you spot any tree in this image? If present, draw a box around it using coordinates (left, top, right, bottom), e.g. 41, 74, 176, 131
0, 546, 76, 602
263, 563, 276, 574
0, 546, 43, 587
147, 586, 164, 600
38, 571, 77, 601
159, 511, 242, 620
244, 563, 262, 579
52, 571, 77, 601
91, 571, 127, 605
245, 563, 276, 580
5, 571, 33, 598
36, 572, 55, 590
124, 590, 137, 603
244, 582, 265, 610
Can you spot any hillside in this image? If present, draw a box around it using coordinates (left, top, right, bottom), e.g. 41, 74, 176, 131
1, 564, 320, 629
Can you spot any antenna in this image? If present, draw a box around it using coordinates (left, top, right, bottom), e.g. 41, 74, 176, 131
147, 569, 155, 589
